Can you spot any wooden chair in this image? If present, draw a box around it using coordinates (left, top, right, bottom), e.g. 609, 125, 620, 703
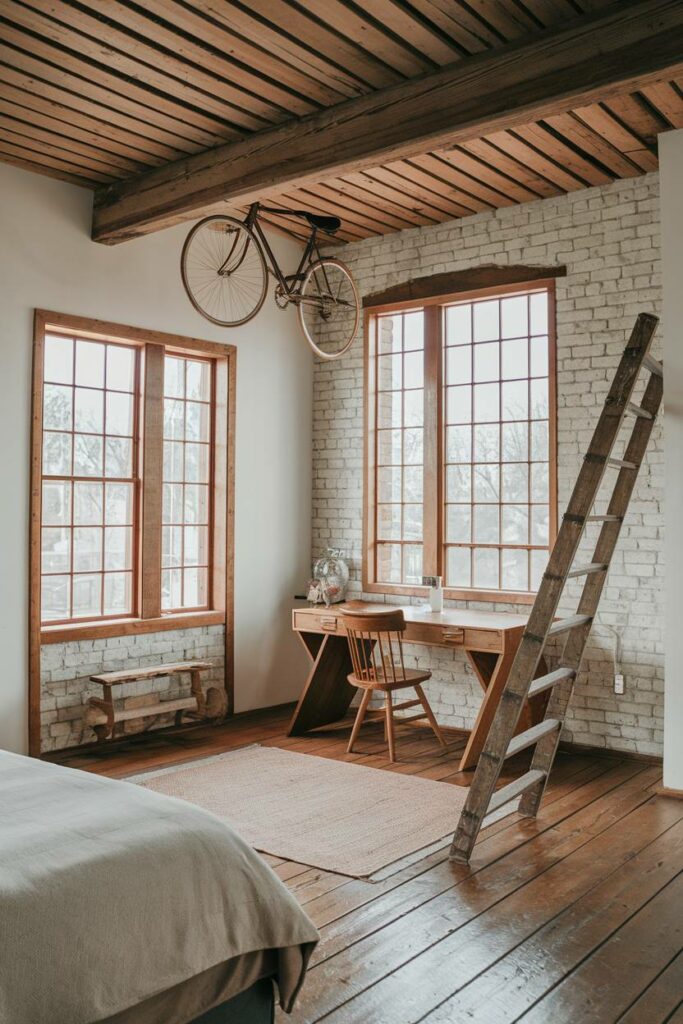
341, 608, 447, 762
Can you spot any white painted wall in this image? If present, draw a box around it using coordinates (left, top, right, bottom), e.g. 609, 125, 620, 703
660, 130, 683, 791
0, 163, 312, 754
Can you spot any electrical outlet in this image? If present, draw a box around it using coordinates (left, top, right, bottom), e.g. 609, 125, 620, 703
614, 673, 625, 695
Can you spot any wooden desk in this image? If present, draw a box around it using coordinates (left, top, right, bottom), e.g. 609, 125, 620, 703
289, 602, 548, 771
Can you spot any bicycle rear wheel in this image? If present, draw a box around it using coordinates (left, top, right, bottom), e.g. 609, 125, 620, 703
181, 215, 267, 327
297, 258, 360, 360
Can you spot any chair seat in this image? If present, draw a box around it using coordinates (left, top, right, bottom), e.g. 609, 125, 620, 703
347, 667, 432, 691
341, 607, 445, 762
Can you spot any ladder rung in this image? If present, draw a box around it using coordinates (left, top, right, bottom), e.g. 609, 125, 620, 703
626, 402, 653, 420
506, 719, 561, 759
486, 769, 547, 815
528, 667, 576, 698
397, 712, 429, 723
643, 353, 663, 377
451, 314, 662, 866
567, 562, 608, 578
547, 614, 592, 636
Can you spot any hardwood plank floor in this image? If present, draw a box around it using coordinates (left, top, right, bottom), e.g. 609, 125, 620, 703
53, 709, 683, 1024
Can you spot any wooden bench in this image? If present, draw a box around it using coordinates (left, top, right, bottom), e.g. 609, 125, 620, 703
84, 661, 227, 743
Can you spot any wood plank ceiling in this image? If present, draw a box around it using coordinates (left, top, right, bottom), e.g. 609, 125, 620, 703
0, 0, 680, 244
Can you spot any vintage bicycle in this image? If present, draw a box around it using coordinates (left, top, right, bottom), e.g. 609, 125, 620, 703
180, 203, 360, 360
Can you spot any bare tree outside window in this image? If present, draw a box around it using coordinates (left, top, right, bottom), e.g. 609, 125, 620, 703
41, 335, 138, 623
444, 290, 552, 593
367, 283, 556, 600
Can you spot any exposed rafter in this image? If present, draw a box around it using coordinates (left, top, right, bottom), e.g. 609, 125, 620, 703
91, 0, 683, 244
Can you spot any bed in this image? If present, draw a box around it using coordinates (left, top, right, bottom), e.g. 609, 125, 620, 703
0, 750, 319, 1024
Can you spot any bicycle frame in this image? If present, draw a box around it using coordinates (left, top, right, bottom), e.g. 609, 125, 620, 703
245, 203, 326, 300
213, 202, 344, 314
181, 202, 360, 358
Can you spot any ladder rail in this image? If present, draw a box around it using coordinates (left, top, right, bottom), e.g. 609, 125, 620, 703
449, 313, 661, 864
519, 365, 663, 815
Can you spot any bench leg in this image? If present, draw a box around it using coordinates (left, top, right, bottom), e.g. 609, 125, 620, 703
190, 670, 206, 716
102, 685, 115, 741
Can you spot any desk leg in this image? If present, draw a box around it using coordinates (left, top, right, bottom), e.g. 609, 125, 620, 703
458, 640, 550, 771
287, 633, 355, 736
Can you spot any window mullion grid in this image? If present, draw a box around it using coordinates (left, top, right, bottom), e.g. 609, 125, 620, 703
370, 284, 553, 599
470, 301, 475, 590
498, 299, 502, 593
373, 316, 380, 585
527, 292, 532, 589
100, 344, 108, 618
140, 343, 164, 620
423, 304, 441, 582
180, 361, 187, 610
400, 314, 405, 586
131, 345, 142, 619
69, 341, 76, 621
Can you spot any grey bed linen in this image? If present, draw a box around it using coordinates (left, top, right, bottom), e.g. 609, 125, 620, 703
98, 947, 317, 1024
0, 751, 318, 1024
98, 949, 278, 1024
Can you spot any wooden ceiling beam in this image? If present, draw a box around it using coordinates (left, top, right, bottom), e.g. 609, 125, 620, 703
92, 0, 683, 244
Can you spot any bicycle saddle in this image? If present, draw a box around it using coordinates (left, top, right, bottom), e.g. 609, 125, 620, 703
294, 210, 341, 234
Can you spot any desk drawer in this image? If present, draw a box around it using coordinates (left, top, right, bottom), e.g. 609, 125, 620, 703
404, 623, 502, 651
292, 611, 504, 653
293, 610, 344, 635
404, 623, 464, 646
464, 628, 502, 652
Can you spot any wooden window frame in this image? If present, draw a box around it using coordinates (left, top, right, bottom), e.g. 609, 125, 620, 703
363, 274, 559, 606
40, 336, 142, 625
159, 351, 215, 615
29, 310, 236, 754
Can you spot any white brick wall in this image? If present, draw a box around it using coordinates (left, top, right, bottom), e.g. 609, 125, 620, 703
314, 174, 663, 757
40, 625, 225, 751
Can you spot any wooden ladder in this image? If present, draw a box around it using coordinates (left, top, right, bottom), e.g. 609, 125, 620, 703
450, 313, 663, 864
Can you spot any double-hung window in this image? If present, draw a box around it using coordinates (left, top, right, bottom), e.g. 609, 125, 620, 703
365, 280, 557, 603
40, 335, 139, 622
32, 311, 234, 635
161, 354, 213, 613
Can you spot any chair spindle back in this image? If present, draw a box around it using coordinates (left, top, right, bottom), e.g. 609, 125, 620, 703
341, 610, 408, 684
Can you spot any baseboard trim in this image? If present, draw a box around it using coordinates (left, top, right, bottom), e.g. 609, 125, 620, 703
41, 702, 297, 762
402, 722, 662, 765
657, 785, 683, 800
378, 724, 663, 765
558, 739, 662, 765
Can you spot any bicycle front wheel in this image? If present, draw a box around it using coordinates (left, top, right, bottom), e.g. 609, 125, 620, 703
181, 215, 267, 327
297, 258, 360, 360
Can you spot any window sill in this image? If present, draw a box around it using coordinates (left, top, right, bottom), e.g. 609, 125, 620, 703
41, 610, 226, 645
362, 582, 536, 607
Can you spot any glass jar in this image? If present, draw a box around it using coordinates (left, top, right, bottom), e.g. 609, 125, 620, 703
309, 548, 350, 606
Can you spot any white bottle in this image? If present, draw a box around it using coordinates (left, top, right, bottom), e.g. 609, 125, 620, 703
422, 575, 443, 613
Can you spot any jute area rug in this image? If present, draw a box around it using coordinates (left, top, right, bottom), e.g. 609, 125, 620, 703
131, 745, 513, 878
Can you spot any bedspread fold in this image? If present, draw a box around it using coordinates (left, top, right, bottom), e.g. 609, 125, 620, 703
0, 751, 318, 1024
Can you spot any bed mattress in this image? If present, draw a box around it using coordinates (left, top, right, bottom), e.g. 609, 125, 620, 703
0, 751, 318, 1024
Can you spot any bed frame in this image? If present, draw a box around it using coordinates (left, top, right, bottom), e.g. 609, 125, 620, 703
192, 978, 274, 1024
